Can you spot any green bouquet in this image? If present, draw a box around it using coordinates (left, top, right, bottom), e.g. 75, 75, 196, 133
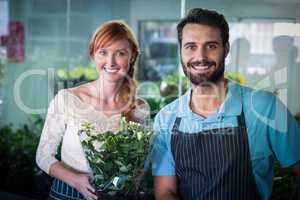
78, 117, 153, 196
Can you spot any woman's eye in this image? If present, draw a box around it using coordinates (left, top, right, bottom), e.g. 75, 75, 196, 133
98, 50, 107, 56
117, 51, 127, 57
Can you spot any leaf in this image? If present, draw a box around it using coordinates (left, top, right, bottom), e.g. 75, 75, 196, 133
119, 165, 128, 173
137, 131, 143, 140
94, 174, 104, 181
114, 160, 124, 167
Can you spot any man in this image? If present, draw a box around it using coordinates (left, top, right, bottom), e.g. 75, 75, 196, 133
151, 8, 300, 200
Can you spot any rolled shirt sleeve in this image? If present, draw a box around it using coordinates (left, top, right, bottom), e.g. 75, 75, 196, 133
266, 95, 300, 167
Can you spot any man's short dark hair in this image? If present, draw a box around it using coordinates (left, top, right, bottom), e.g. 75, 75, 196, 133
177, 8, 229, 47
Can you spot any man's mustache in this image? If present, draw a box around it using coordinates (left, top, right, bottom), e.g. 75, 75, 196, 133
187, 60, 216, 68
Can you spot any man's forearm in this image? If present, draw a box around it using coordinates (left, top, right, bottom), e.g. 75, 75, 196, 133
292, 162, 300, 199
292, 162, 300, 176
155, 193, 180, 200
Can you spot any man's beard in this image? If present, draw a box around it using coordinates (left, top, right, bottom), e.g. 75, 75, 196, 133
181, 58, 225, 85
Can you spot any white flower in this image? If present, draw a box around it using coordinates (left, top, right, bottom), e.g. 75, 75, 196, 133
129, 121, 141, 127
90, 129, 98, 136
80, 131, 89, 142
92, 140, 103, 152
137, 131, 143, 140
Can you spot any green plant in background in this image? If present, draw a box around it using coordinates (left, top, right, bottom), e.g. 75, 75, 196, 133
159, 72, 189, 108
55, 62, 98, 92
144, 71, 189, 115
0, 48, 7, 86
56, 62, 98, 81
0, 115, 44, 196
224, 71, 246, 84
295, 113, 300, 124
0, 58, 5, 86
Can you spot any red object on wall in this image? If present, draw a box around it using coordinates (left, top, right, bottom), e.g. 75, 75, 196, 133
0, 21, 24, 63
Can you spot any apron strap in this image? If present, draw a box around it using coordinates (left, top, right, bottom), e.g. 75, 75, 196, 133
172, 117, 182, 133
237, 89, 247, 133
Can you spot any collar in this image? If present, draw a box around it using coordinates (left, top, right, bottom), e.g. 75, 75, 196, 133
176, 80, 243, 118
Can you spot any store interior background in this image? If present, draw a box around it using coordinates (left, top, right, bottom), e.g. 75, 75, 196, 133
1, 0, 300, 127
0, 0, 299, 199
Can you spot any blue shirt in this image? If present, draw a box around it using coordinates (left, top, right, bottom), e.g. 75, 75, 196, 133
151, 80, 300, 200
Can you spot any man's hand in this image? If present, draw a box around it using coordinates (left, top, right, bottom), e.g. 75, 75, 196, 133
154, 176, 180, 200
292, 162, 300, 176
292, 162, 300, 199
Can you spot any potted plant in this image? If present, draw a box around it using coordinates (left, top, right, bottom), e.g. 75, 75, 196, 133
78, 117, 154, 200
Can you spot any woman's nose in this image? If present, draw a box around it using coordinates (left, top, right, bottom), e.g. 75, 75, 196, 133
107, 54, 117, 67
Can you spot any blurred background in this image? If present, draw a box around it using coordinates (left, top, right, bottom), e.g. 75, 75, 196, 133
0, 0, 299, 199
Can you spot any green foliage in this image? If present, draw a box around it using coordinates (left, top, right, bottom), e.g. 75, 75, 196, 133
0, 115, 43, 194
295, 113, 300, 124
56, 62, 98, 81
144, 72, 190, 118
78, 118, 153, 195
0, 57, 6, 86
145, 98, 161, 119
161, 72, 189, 88
224, 71, 246, 84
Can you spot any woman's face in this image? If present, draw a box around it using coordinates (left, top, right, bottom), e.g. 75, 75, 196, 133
94, 39, 133, 83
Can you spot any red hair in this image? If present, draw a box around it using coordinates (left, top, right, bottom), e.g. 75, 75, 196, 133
89, 21, 140, 121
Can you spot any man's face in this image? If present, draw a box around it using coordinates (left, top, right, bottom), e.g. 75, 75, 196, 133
180, 23, 229, 85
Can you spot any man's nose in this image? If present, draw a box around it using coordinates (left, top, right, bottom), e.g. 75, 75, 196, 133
195, 47, 207, 59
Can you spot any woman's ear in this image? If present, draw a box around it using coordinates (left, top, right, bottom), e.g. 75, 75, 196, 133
130, 54, 136, 63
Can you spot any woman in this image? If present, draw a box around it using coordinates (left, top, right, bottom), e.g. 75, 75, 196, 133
36, 21, 150, 200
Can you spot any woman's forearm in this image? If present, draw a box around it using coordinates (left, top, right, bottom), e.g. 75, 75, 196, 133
48, 161, 79, 188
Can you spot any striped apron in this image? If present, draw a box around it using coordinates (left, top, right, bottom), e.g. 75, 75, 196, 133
171, 109, 261, 200
48, 178, 85, 200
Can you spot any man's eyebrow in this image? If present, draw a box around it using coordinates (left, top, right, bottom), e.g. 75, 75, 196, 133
183, 41, 221, 47
183, 42, 196, 47
206, 41, 220, 45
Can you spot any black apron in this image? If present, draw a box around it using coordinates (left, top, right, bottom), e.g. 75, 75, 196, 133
171, 109, 261, 200
48, 178, 85, 200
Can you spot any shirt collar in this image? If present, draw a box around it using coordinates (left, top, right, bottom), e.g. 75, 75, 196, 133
219, 80, 243, 117
176, 80, 243, 118
177, 88, 193, 117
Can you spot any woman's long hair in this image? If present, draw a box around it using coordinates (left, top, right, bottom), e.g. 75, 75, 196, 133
88, 20, 139, 121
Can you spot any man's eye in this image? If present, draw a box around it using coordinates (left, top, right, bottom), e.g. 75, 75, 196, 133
186, 45, 196, 50
207, 44, 217, 50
